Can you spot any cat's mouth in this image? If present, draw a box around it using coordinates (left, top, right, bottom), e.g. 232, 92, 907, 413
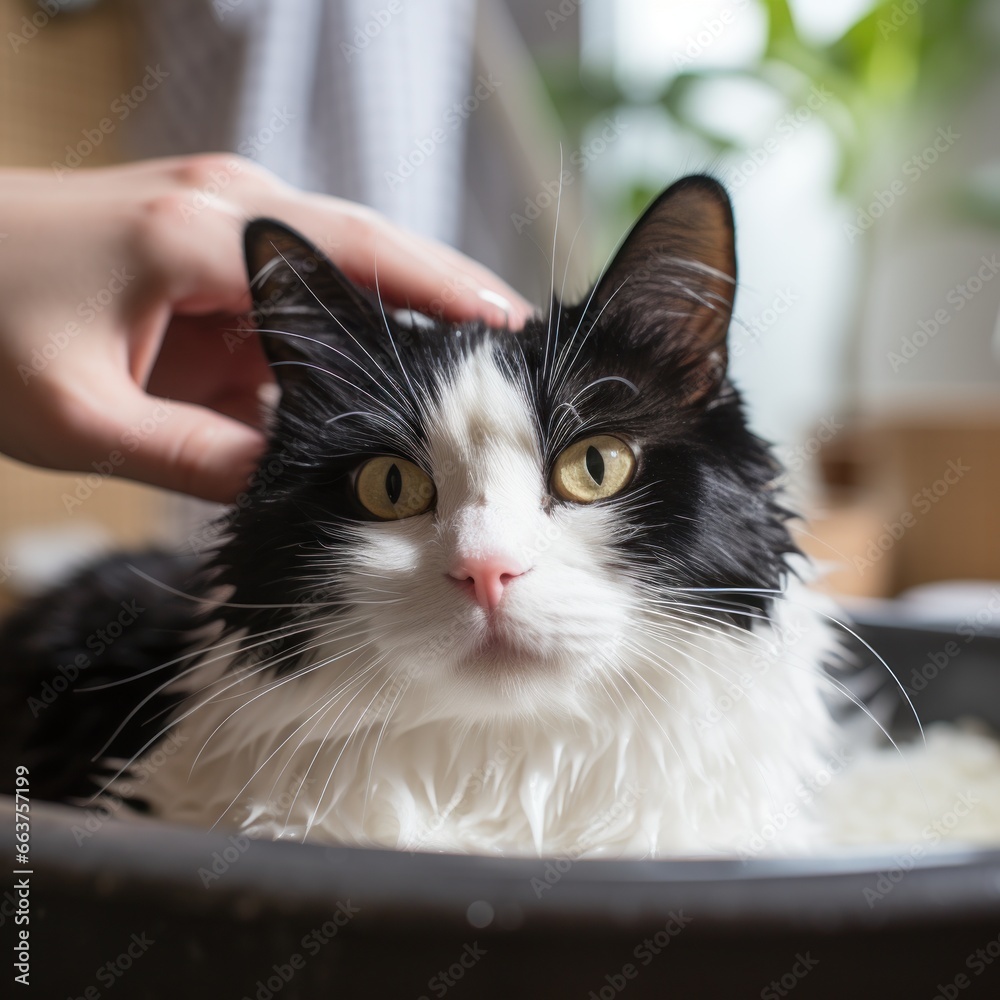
460, 624, 555, 676
474, 630, 521, 657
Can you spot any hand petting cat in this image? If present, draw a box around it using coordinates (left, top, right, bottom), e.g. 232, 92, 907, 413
0, 155, 532, 503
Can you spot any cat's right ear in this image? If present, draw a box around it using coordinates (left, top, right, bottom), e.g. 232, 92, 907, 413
243, 219, 381, 385
590, 176, 737, 403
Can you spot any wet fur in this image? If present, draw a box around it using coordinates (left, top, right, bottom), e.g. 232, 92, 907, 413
0, 177, 842, 856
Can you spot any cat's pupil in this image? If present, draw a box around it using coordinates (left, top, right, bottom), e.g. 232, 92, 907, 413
586, 446, 605, 485
385, 463, 402, 504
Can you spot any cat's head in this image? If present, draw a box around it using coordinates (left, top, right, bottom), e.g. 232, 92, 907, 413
219, 176, 795, 720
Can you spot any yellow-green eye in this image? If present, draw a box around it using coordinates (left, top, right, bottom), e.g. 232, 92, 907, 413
551, 435, 636, 503
356, 456, 435, 520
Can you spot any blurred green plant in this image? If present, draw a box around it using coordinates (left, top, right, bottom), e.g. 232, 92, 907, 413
543, 0, 991, 196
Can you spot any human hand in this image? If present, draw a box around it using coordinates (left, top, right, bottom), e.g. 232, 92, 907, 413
0, 155, 533, 503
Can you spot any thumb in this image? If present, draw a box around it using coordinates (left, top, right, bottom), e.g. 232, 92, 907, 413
89, 382, 266, 503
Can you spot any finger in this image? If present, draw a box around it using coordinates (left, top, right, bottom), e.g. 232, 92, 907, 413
146, 313, 274, 429
257, 196, 536, 329
76, 378, 267, 504
135, 164, 537, 328
135, 193, 254, 316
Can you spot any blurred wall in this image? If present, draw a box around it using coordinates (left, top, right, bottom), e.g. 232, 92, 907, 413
0, 0, 172, 608
838, 63, 1000, 595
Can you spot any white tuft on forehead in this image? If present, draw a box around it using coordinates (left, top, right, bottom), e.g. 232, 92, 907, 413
424, 344, 544, 555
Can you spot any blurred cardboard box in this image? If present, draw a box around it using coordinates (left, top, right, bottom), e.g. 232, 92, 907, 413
800, 410, 1000, 599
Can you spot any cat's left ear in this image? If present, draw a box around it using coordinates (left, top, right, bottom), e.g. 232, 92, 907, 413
243, 219, 381, 381
592, 175, 736, 401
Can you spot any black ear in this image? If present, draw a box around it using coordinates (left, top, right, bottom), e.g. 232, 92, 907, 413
593, 175, 736, 401
243, 219, 382, 386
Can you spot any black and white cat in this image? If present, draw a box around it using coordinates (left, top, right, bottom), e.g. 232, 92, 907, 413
1, 176, 844, 856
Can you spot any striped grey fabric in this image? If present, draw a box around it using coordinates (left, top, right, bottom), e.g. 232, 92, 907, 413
126, 0, 477, 245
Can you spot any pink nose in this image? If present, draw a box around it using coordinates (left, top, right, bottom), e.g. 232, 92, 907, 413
448, 555, 526, 612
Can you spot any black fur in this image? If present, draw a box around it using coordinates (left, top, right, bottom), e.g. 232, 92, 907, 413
0, 175, 797, 806
0, 553, 200, 801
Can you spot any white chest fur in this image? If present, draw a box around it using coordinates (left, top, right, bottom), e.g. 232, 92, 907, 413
118, 592, 838, 858
108, 345, 841, 856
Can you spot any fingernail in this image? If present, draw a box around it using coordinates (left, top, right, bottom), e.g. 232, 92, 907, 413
477, 288, 513, 317
477, 288, 534, 329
